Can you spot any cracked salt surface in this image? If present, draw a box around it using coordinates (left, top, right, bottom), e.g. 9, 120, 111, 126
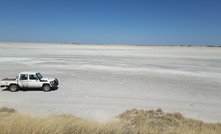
0, 43, 221, 122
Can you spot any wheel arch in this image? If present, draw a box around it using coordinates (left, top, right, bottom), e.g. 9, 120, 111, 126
42, 83, 51, 88
9, 83, 20, 88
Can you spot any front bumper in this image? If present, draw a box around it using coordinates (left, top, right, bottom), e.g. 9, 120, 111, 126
51, 78, 59, 87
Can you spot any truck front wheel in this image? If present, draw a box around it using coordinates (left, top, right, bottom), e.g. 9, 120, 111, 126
9, 84, 19, 92
42, 84, 51, 92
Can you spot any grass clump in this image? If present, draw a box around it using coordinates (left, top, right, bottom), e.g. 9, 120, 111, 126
0, 107, 16, 114
0, 107, 220, 134
117, 108, 221, 134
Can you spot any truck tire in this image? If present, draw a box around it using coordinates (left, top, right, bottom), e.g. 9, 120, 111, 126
9, 84, 19, 92
42, 84, 51, 92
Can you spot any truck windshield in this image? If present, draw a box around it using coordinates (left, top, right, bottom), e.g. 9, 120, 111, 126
36, 73, 43, 79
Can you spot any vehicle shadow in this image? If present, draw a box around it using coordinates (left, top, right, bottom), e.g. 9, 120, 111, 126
2, 87, 59, 92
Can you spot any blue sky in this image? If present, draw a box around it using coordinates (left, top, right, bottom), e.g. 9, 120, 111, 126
0, 0, 221, 46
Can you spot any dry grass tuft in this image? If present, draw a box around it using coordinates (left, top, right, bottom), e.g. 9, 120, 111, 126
0, 107, 220, 134
0, 107, 17, 119
117, 108, 221, 134
0, 107, 17, 114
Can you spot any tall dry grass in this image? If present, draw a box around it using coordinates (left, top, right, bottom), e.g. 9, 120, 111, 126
0, 107, 220, 134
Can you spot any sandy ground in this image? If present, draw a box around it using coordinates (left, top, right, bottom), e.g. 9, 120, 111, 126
0, 43, 221, 122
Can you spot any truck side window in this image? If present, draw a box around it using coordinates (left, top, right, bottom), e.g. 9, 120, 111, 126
29, 74, 37, 80
20, 74, 28, 80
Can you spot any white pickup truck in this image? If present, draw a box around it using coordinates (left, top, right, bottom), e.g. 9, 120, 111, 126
0, 72, 59, 92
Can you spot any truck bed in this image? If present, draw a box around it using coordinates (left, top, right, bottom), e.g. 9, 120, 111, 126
0, 78, 17, 87
2, 78, 16, 81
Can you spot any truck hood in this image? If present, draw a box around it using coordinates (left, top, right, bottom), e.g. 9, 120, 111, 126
40, 78, 55, 82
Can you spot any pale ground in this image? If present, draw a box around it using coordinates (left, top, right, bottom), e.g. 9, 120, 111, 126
0, 43, 221, 122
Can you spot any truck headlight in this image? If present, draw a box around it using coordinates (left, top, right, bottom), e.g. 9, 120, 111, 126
50, 81, 54, 84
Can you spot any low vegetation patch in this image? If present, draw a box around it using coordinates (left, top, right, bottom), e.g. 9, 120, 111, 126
117, 108, 221, 134
0, 107, 16, 113
0, 107, 220, 134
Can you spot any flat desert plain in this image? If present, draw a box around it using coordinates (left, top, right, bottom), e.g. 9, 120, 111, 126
0, 43, 221, 122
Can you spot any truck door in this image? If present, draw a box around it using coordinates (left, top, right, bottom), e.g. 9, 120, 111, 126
28, 74, 41, 87
19, 74, 29, 88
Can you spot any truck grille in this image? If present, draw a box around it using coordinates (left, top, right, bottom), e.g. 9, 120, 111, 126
54, 79, 59, 85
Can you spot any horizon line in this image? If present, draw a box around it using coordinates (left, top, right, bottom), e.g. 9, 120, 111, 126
0, 41, 220, 48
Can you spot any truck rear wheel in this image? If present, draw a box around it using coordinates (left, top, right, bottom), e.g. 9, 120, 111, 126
9, 84, 19, 92
42, 84, 51, 92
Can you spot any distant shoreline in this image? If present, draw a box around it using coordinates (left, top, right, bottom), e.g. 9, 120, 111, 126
0, 41, 220, 48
